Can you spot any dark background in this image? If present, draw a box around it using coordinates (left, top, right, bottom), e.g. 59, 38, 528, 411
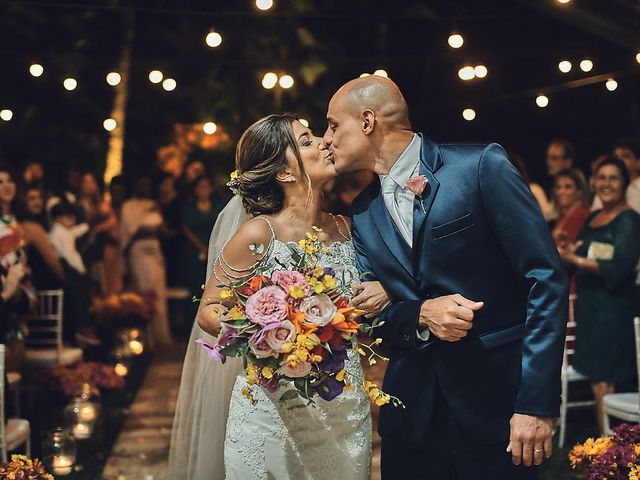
1, 0, 639, 184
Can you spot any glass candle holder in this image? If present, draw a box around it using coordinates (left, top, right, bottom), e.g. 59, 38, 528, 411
42, 427, 76, 476
64, 383, 101, 439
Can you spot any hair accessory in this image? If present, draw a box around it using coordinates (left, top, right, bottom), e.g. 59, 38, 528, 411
227, 170, 242, 195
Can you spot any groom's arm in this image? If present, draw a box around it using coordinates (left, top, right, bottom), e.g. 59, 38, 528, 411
478, 143, 568, 418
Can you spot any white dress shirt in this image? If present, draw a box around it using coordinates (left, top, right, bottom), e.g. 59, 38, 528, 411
49, 222, 89, 274
379, 134, 422, 246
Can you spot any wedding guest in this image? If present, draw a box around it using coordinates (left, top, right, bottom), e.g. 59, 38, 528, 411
592, 138, 640, 213
157, 173, 183, 286
120, 176, 172, 347
100, 176, 128, 295
178, 159, 207, 203
544, 139, 576, 219
49, 201, 100, 346
558, 156, 640, 433
550, 168, 591, 250
19, 184, 49, 229
509, 152, 553, 220
22, 161, 44, 188
181, 175, 221, 317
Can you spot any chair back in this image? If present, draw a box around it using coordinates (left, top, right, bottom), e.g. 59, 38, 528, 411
25, 290, 65, 356
635, 317, 640, 400
1, 344, 7, 462
562, 319, 577, 371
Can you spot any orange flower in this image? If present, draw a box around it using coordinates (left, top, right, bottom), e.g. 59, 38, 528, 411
250, 275, 269, 292
330, 307, 362, 334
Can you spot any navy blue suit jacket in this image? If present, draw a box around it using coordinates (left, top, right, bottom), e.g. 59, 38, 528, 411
351, 134, 568, 446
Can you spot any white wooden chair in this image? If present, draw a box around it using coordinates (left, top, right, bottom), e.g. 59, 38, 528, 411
24, 290, 83, 368
602, 317, 640, 435
1, 344, 31, 462
558, 295, 595, 447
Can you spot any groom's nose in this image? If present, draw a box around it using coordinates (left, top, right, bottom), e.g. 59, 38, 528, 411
322, 130, 332, 147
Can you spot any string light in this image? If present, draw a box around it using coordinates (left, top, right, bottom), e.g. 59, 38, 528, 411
256, 0, 273, 11
558, 60, 572, 73
279, 74, 294, 89
359, 73, 371, 77
462, 108, 476, 121
203, 122, 217, 134
536, 95, 549, 108
63, 78, 78, 91
103, 118, 117, 131
636, 52, 640, 64
261, 72, 278, 89
106, 72, 121, 86
299, 118, 309, 128
205, 31, 223, 48
114, 363, 128, 377
148, 70, 163, 84
579, 59, 593, 72
557, 0, 571, 3
448, 33, 464, 49
474, 65, 488, 78
0, 109, 13, 121
162, 78, 177, 91
29, 64, 44, 77
373, 69, 388, 78
458, 66, 475, 81
605, 78, 618, 91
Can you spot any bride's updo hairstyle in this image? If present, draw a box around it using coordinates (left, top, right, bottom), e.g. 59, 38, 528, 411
235, 113, 310, 216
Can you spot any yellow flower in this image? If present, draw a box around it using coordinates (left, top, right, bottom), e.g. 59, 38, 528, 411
220, 289, 234, 300
289, 286, 306, 299
375, 393, 391, 406
261, 367, 274, 379
241, 386, 257, 405
311, 354, 323, 363
281, 341, 294, 353
230, 170, 239, 181
368, 358, 377, 365
323, 275, 336, 289
312, 226, 322, 233
630, 464, 640, 480
336, 369, 346, 382
313, 267, 325, 278
246, 363, 259, 385
228, 306, 244, 320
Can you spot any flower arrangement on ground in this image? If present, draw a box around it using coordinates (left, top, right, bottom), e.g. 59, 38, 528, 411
197, 226, 402, 407
90, 291, 151, 323
569, 423, 640, 480
36, 362, 125, 397
0, 455, 54, 479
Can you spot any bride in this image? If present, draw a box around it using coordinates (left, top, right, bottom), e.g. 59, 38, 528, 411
168, 113, 391, 479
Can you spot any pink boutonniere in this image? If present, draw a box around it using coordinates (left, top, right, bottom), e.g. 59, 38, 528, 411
405, 175, 429, 214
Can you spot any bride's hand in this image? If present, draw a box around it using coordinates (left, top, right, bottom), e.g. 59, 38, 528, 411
351, 281, 392, 318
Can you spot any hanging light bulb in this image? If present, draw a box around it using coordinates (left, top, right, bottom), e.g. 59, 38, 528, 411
536, 95, 549, 108
635, 52, 640, 64
458, 66, 475, 81
103, 118, 117, 131
261, 72, 278, 89
256, 0, 274, 11
148, 70, 163, 84
29, 64, 44, 77
462, 108, 476, 121
299, 118, 309, 128
205, 31, 223, 48
203, 122, 218, 135
605, 78, 618, 91
448, 33, 464, 49
474, 65, 488, 78
162, 78, 177, 91
558, 60, 572, 73
106, 72, 121, 86
63, 78, 78, 91
579, 59, 593, 72
359, 73, 371, 78
0, 109, 13, 121
373, 69, 388, 78
557, 0, 571, 4
279, 75, 294, 89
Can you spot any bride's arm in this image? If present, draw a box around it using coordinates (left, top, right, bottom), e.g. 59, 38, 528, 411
196, 219, 272, 336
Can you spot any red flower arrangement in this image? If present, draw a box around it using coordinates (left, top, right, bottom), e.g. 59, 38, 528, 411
36, 362, 125, 397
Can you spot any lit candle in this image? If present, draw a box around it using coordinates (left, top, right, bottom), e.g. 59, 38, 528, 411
78, 404, 96, 422
72, 422, 91, 439
51, 455, 73, 475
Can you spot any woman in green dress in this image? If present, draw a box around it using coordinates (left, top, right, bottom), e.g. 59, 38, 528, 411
559, 156, 640, 433
182, 175, 222, 319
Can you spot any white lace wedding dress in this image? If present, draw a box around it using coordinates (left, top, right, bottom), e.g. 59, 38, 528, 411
224, 229, 372, 480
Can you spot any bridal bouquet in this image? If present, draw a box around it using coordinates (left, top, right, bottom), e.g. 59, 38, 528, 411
197, 227, 401, 407
569, 423, 640, 480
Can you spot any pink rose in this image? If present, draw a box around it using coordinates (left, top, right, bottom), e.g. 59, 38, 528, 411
265, 320, 296, 351
245, 285, 288, 326
271, 270, 308, 296
249, 338, 279, 359
300, 294, 337, 327
279, 360, 312, 378
405, 175, 428, 196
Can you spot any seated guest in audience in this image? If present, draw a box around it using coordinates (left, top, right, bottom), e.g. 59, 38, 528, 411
19, 184, 49, 229
558, 156, 640, 433
0, 163, 33, 372
49, 202, 100, 346
551, 168, 591, 249
592, 138, 640, 213
181, 175, 220, 318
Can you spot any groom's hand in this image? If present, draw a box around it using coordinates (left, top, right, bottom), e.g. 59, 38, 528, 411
507, 413, 553, 467
418, 294, 483, 342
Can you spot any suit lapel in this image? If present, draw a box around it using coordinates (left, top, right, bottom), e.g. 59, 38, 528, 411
368, 185, 413, 277
412, 134, 442, 245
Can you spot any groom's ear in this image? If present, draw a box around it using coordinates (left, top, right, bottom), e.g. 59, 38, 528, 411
361, 110, 375, 136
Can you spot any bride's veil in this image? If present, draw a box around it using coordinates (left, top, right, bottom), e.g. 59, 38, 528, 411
168, 195, 250, 479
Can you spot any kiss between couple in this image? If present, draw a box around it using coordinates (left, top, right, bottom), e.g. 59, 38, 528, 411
168, 77, 568, 480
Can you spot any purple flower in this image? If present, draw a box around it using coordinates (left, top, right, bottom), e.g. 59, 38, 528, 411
195, 327, 237, 363
323, 267, 336, 277
318, 345, 348, 374
315, 376, 345, 401
613, 423, 640, 445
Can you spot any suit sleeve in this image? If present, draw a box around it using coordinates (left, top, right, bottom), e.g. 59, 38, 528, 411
479, 144, 568, 418
351, 217, 433, 350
